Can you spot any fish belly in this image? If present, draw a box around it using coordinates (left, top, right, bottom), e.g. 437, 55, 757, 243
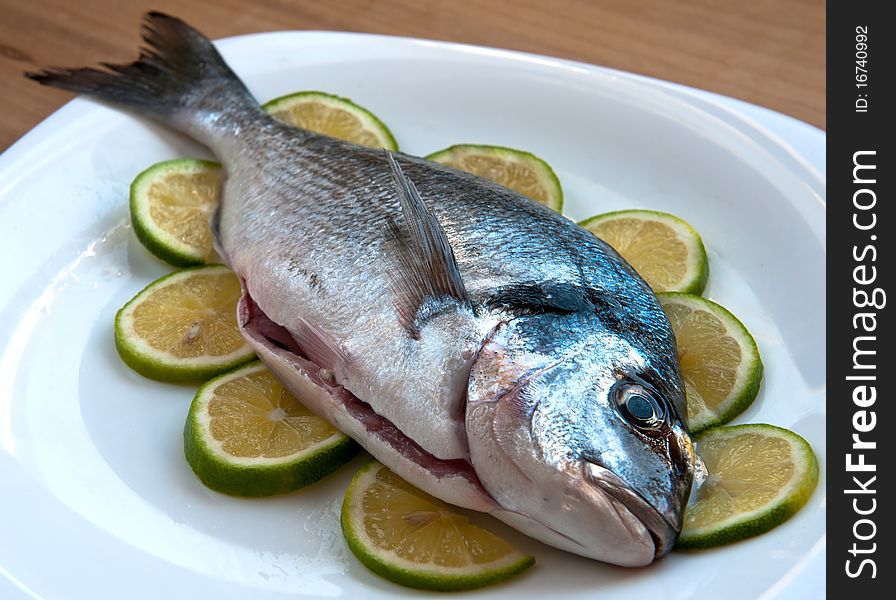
237, 294, 495, 511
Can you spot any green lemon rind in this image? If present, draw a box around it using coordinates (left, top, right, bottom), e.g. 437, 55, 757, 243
113, 265, 256, 384
658, 292, 764, 434
579, 209, 709, 295
129, 158, 222, 268
262, 90, 399, 151
341, 460, 535, 591
676, 424, 819, 550
183, 361, 360, 497
425, 143, 563, 213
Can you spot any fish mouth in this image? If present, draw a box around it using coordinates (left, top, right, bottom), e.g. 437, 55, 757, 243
582, 461, 679, 558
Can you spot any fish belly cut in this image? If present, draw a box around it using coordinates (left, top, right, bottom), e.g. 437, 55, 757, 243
237, 294, 496, 512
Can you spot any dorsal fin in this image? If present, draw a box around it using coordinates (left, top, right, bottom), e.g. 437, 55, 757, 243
385, 152, 469, 336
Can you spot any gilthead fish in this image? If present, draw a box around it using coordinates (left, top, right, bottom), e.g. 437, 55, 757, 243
29, 12, 695, 566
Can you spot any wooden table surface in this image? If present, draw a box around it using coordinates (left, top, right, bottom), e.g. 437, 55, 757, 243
0, 0, 824, 152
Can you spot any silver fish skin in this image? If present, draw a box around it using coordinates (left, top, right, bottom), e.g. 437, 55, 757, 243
28, 13, 695, 566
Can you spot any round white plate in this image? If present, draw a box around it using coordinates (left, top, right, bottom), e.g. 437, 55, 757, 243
0, 32, 825, 599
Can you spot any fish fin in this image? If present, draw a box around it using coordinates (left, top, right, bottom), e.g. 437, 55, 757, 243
385, 152, 470, 336
241, 290, 347, 378
25, 12, 260, 137
289, 318, 350, 374
487, 282, 595, 314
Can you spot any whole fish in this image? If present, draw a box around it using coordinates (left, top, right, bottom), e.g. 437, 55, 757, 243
29, 13, 695, 566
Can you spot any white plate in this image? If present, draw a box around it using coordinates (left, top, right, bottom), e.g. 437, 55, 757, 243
0, 32, 825, 599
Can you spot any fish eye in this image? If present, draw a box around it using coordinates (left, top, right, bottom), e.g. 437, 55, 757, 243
615, 382, 667, 432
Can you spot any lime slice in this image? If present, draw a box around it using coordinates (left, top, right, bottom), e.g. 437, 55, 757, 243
580, 210, 708, 294
677, 424, 818, 549
184, 362, 359, 496
114, 265, 255, 383
341, 461, 534, 591
263, 91, 398, 150
426, 144, 563, 212
658, 293, 763, 434
130, 158, 222, 267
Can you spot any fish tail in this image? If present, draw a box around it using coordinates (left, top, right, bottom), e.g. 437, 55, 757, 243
25, 12, 262, 144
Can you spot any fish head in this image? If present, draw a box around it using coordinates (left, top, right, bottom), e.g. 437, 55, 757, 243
466, 312, 694, 566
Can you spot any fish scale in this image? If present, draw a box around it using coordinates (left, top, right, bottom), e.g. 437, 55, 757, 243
28, 11, 695, 567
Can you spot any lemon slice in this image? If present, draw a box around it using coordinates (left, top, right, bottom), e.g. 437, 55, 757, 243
184, 362, 359, 496
130, 158, 222, 267
658, 293, 763, 434
263, 91, 399, 150
678, 424, 818, 549
341, 461, 534, 591
114, 265, 255, 383
426, 144, 563, 212
580, 210, 708, 294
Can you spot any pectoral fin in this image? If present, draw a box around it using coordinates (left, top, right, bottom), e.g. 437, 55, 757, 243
384, 152, 470, 335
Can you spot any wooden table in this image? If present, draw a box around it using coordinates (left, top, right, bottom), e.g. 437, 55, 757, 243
0, 0, 824, 151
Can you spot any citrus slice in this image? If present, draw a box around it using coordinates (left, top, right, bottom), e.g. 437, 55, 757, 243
341, 461, 534, 591
114, 265, 255, 383
677, 424, 818, 549
130, 158, 222, 267
184, 362, 359, 496
263, 90, 398, 150
580, 210, 708, 294
658, 293, 763, 434
426, 144, 563, 211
